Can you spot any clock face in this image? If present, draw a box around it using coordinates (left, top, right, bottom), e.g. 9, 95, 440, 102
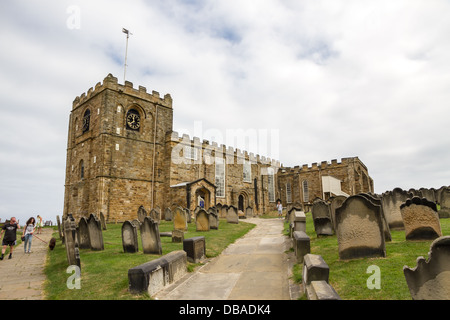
126, 111, 140, 130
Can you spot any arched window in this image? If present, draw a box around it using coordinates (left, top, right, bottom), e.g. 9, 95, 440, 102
80, 160, 85, 180
82, 109, 91, 133
126, 109, 141, 131
302, 180, 309, 202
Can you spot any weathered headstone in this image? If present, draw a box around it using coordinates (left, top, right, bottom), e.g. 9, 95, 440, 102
400, 197, 442, 240
439, 187, 450, 218
56, 215, 63, 240
302, 254, 329, 295
140, 216, 162, 255
381, 187, 408, 229
122, 220, 139, 253
138, 206, 147, 223
185, 208, 192, 224
293, 231, 310, 263
311, 200, 333, 236
226, 205, 239, 224
164, 207, 173, 221
172, 229, 184, 243
220, 205, 228, 219
99, 212, 107, 230
150, 208, 160, 222
63, 214, 81, 269
77, 217, 90, 249
245, 206, 253, 218
359, 193, 392, 242
208, 208, 219, 230
87, 214, 104, 251
196, 209, 210, 231
329, 196, 347, 231
335, 195, 386, 260
183, 236, 206, 263
173, 207, 188, 231
403, 236, 450, 300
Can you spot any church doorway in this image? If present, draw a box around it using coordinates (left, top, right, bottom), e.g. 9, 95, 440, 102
195, 187, 210, 210
238, 194, 245, 212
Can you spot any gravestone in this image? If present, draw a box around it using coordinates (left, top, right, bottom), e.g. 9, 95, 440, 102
220, 205, 228, 218
56, 215, 63, 240
311, 200, 333, 236
403, 236, 450, 300
381, 188, 408, 229
208, 208, 219, 230
150, 208, 160, 222
164, 208, 173, 221
293, 231, 310, 263
400, 197, 442, 240
420, 188, 436, 203
173, 206, 188, 231
63, 214, 81, 269
185, 208, 192, 224
196, 209, 210, 231
140, 216, 162, 255
183, 236, 206, 263
216, 203, 223, 216
245, 206, 253, 218
293, 211, 306, 233
138, 206, 147, 223
302, 254, 329, 295
359, 193, 392, 241
439, 187, 450, 218
335, 195, 386, 260
329, 196, 347, 231
172, 229, 184, 243
122, 220, 139, 253
87, 214, 104, 251
77, 217, 91, 249
226, 205, 239, 224
99, 212, 107, 230
131, 219, 141, 229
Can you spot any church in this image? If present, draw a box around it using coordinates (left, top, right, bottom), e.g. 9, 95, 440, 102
63, 74, 373, 221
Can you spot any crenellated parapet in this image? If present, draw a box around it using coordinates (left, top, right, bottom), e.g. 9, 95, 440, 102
168, 130, 280, 167
72, 73, 173, 110
280, 157, 362, 175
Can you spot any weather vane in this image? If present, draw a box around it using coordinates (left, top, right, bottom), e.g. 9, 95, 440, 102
122, 28, 132, 83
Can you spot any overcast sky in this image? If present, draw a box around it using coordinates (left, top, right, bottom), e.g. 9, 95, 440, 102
1, 0, 450, 223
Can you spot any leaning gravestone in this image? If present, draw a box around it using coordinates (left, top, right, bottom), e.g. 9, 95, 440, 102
226, 205, 239, 224
99, 212, 107, 230
77, 217, 91, 249
164, 207, 173, 221
439, 187, 450, 218
381, 188, 408, 229
150, 208, 160, 222
173, 207, 188, 231
335, 195, 386, 260
87, 214, 104, 251
359, 193, 391, 242
122, 220, 139, 253
208, 208, 219, 230
329, 196, 347, 231
311, 200, 333, 236
403, 236, 450, 300
138, 206, 147, 223
140, 216, 162, 255
63, 214, 81, 269
400, 197, 442, 240
196, 209, 210, 232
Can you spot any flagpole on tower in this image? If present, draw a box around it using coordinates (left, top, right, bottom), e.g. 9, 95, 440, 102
122, 28, 132, 83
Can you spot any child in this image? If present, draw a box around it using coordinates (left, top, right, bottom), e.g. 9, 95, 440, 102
276, 200, 283, 219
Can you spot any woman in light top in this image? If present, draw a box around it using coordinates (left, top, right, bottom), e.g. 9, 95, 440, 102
23, 217, 36, 253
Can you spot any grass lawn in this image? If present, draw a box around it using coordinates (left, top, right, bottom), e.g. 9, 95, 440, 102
44, 218, 255, 300
290, 212, 450, 300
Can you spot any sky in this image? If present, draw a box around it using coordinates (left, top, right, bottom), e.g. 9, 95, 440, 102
1, 0, 450, 224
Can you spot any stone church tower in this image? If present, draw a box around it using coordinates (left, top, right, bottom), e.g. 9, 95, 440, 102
63, 74, 173, 221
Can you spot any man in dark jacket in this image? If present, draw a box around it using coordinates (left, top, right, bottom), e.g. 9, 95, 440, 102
0, 217, 20, 260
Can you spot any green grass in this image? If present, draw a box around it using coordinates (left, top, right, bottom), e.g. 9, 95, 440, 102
44, 219, 255, 300
291, 212, 450, 300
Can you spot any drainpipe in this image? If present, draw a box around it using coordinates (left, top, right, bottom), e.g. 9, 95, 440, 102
151, 105, 158, 209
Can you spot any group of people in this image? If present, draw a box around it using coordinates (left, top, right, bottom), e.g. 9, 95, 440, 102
0, 215, 43, 260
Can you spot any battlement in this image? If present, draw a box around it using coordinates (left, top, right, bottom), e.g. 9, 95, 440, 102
168, 131, 280, 167
280, 157, 362, 174
72, 73, 173, 109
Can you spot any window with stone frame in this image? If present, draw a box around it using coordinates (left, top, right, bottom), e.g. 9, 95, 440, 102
215, 156, 225, 198
82, 109, 91, 133
302, 180, 309, 202
268, 167, 275, 203
286, 182, 292, 203
80, 160, 85, 180
184, 145, 198, 161
243, 160, 252, 183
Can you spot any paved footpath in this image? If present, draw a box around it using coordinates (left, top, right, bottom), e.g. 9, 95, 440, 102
156, 217, 300, 300
0, 228, 53, 300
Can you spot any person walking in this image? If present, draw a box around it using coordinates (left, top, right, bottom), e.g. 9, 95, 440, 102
36, 215, 43, 234
22, 217, 36, 253
0, 217, 20, 260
